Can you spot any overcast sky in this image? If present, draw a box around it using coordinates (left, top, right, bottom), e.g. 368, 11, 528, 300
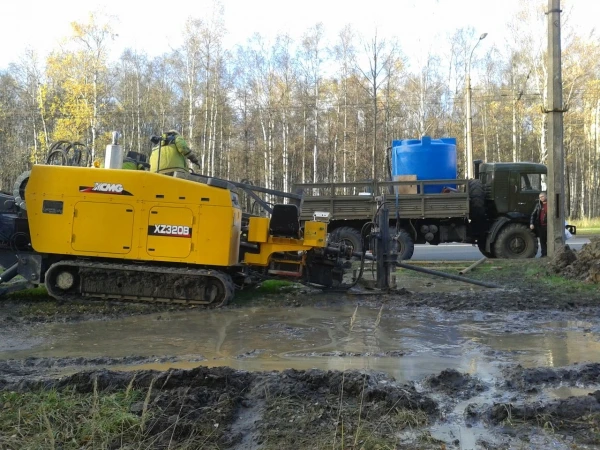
1, 0, 596, 69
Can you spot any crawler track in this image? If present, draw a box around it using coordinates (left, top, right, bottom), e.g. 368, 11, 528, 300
45, 261, 235, 307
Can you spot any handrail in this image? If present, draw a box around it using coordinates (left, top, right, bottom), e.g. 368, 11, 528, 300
293, 179, 468, 190
293, 179, 469, 199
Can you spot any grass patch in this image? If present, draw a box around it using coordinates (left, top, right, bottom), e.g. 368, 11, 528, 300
498, 408, 600, 447
0, 387, 146, 449
561, 412, 600, 445
464, 259, 599, 293
568, 217, 600, 228
12, 297, 163, 321
260, 393, 430, 449
521, 264, 599, 293
394, 259, 599, 294
0, 379, 235, 449
393, 261, 489, 279
5, 285, 49, 299
568, 217, 600, 235
579, 228, 600, 236
255, 279, 299, 293
458, 258, 521, 276
233, 278, 302, 303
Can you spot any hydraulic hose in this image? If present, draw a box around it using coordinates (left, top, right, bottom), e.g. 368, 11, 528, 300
339, 221, 374, 290
0, 263, 19, 284
300, 221, 375, 293
352, 252, 500, 289
395, 262, 500, 289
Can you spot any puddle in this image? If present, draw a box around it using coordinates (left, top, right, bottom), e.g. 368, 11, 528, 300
2, 304, 600, 384
429, 398, 502, 450
3, 303, 600, 450
546, 386, 597, 399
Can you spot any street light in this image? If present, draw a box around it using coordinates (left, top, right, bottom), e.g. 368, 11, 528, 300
466, 32, 488, 179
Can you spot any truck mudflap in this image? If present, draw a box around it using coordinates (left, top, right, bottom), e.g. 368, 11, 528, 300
485, 217, 511, 253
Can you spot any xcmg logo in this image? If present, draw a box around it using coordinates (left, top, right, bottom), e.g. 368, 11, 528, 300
79, 183, 133, 196
148, 224, 192, 238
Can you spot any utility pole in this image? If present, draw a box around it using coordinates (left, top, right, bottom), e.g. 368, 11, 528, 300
546, 0, 566, 257
466, 33, 487, 179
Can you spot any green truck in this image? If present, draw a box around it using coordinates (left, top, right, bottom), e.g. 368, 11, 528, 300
294, 160, 569, 259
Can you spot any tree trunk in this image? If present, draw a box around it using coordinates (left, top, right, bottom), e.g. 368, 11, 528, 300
282, 112, 289, 193
313, 87, 319, 183
302, 109, 306, 184
512, 97, 518, 162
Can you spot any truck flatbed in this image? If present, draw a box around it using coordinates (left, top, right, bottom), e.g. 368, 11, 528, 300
294, 179, 471, 221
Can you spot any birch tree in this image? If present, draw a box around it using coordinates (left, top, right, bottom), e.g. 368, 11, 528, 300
333, 25, 357, 184
299, 23, 325, 183
357, 29, 397, 180
65, 11, 117, 160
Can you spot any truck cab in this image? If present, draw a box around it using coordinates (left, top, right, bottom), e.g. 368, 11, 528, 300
476, 161, 547, 258
478, 161, 546, 218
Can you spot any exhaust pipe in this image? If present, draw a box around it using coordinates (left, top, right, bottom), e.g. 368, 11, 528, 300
473, 159, 483, 180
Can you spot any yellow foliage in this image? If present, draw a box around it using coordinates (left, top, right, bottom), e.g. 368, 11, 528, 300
39, 11, 116, 161
29, 148, 41, 164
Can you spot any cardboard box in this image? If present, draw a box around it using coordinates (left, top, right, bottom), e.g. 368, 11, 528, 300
392, 175, 417, 194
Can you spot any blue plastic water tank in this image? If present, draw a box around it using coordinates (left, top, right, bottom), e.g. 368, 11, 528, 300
391, 136, 457, 193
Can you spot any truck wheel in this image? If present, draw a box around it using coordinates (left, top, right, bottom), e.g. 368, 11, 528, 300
493, 223, 538, 259
330, 226, 363, 255
468, 179, 487, 237
391, 227, 415, 261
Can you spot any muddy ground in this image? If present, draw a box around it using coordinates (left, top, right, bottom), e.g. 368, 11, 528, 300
1, 241, 600, 449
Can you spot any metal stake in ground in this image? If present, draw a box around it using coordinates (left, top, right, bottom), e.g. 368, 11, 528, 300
459, 257, 488, 275
359, 196, 499, 290
374, 195, 398, 290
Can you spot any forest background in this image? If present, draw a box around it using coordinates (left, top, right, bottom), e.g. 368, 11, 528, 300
0, 0, 598, 219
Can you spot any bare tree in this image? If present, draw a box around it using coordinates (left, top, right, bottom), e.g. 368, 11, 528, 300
357, 29, 397, 180
333, 25, 357, 184
299, 23, 325, 183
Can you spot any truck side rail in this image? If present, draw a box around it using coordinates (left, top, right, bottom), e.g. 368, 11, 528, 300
293, 179, 471, 221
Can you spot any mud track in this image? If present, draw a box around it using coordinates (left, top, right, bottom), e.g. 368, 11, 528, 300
1, 256, 600, 448
2, 363, 600, 449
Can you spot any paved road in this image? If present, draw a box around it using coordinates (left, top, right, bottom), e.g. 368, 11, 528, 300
411, 237, 591, 261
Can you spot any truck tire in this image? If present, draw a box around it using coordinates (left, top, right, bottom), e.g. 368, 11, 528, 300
396, 229, 415, 261
391, 227, 415, 261
493, 223, 538, 259
468, 179, 486, 237
329, 226, 363, 255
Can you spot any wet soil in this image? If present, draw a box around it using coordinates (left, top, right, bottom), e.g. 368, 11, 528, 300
0, 355, 205, 380
2, 363, 600, 449
2, 257, 600, 449
549, 236, 600, 283
0, 367, 440, 449
2, 255, 599, 325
